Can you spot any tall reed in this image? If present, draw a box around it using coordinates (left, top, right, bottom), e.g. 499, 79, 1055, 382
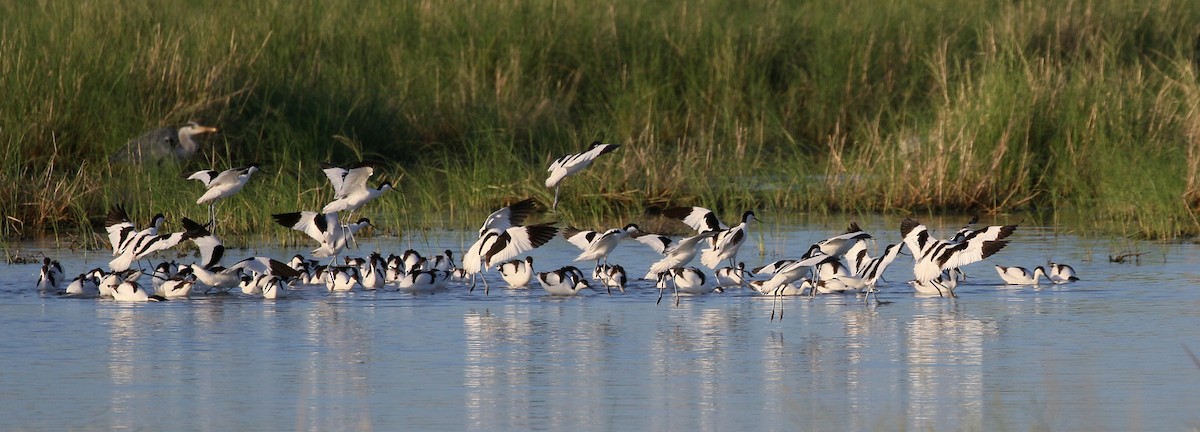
2, 0, 1198, 245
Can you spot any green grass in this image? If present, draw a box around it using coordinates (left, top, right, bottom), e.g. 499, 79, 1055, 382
3, 0, 1199, 247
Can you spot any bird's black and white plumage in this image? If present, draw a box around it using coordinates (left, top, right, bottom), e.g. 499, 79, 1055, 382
642, 231, 720, 280
563, 224, 639, 266
949, 215, 981, 243
105, 205, 164, 258
109, 121, 218, 164
187, 256, 301, 295
321, 162, 375, 202
698, 211, 760, 269
157, 275, 196, 298
187, 164, 261, 204
395, 269, 444, 293
320, 162, 392, 214
537, 266, 591, 296
662, 207, 762, 269
326, 266, 361, 292
427, 250, 456, 272
187, 163, 261, 228
186, 220, 226, 270
1047, 262, 1080, 284
545, 141, 620, 210
631, 233, 676, 255
661, 206, 728, 235
272, 211, 372, 258
109, 217, 208, 272
36, 257, 64, 293
995, 265, 1047, 285
857, 243, 904, 288
64, 269, 104, 297
808, 222, 874, 259
112, 272, 166, 302
462, 199, 557, 280
715, 262, 750, 289
901, 218, 1017, 293
498, 256, 535, 287
463, 222, 558, 278
753, 259, 797, 276
601, 264, 627, 294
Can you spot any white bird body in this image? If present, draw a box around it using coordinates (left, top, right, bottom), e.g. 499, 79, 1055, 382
356, 253, 387, 290
112, 273, 164, 302
150, 261, 177, 291
158, 277, 195, 298
240, 275, 263, 295
754, 253, 830, 294
602, 265, 627, 294
108, 218, 207, 272
105, 206, 163, 257
64, 270, 102, 297
396, 270, 443, 293
545, 142, 620, 209
995, 265, 1047, 285
698, 211, 759, 269
908, 273, 959, 297
428, 250, 456, 272
901, 218, 1017, 289
816, 276, 866, 294
643, 231, 720, 280
187, 257, 300, 292
188, 164, 260, 204
714, 262, 750, 288
498, 256, 535, 287
750, 278, 813, 296
464, 222, 558, 275
564, 224, 639, 265
256, 275, 287, 299
845, 240, 872, 276
661, 206, 728, 235
1048, 262, 1080, 284
631, 233, 676, 255
97, 272, 128, 298
273, 211, 372, 258
400, 250, 424, 273
856, 243, 904, 287
666, 267, 712, 295
327, 266, 361, 292
811, 222, 874, 258
752, 259, 797, 276
322, 182, 392, 214
321, 162, 374, 201
385, 255, 405, 282
36, 257, 63, 292
537, 266, 591, 296
460, 199, 556, 293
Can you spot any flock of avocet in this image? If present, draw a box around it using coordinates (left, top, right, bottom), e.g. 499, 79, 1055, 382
32, 141, 1079, 312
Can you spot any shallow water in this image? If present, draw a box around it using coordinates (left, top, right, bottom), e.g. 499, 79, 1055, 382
2, 221, 1199, 431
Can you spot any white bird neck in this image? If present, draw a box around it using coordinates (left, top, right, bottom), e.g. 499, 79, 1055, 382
175, 129, 200, 159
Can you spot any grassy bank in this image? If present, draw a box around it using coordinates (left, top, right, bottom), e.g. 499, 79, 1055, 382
2, 0, 1199, 246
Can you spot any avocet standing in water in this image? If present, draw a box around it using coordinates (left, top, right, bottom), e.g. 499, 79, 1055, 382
498, 256, 535, 288
272, 211, 373, 260
901, 217, 1017, 298
545, 141, 620, 210
995, 265, 1047, 285
537, 266, 591, 296
1047, 262, 1080, 284
563, 223, 639, 267
462, 198, 558, 294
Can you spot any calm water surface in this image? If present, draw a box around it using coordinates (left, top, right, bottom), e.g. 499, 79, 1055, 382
2, 222, 1198, 431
